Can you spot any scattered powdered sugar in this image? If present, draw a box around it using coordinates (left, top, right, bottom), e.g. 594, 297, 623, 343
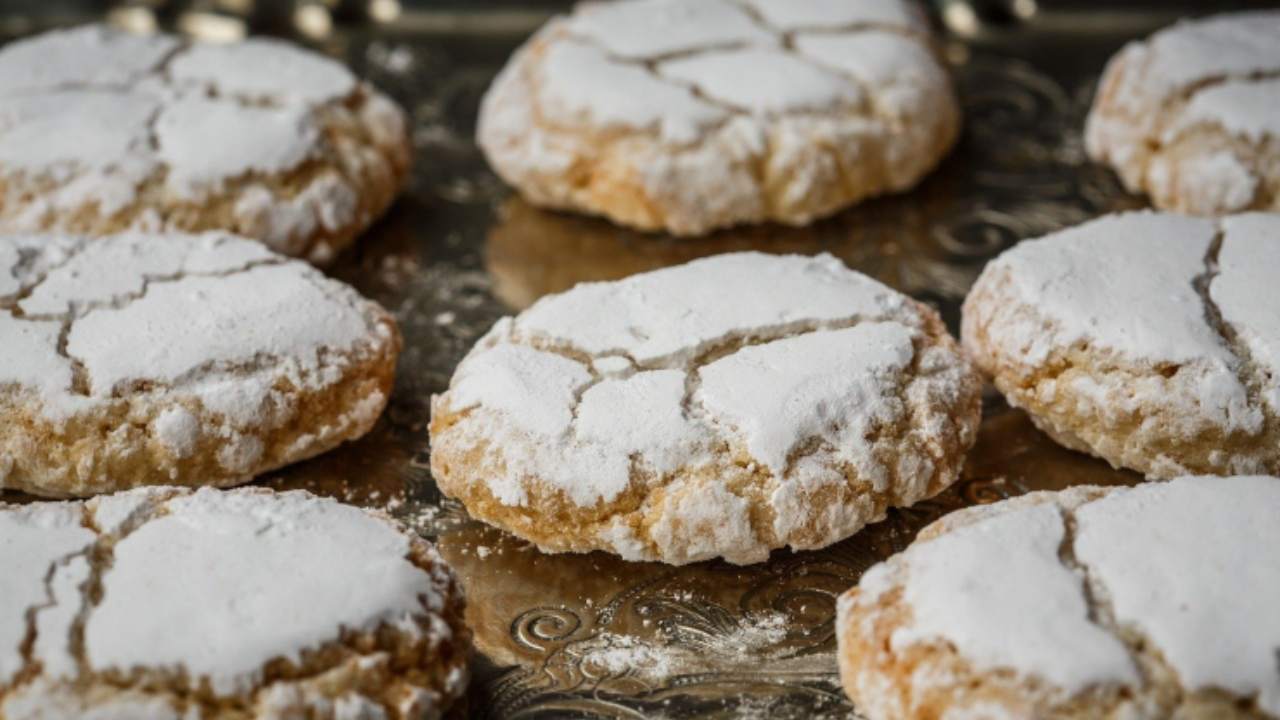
574, 611, 792, 682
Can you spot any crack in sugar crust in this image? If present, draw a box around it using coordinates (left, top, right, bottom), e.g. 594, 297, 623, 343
1085, 11, 1280, 215
0, 25, 410, 264
0, 231, 401, 498
961, 211, 1280, 478
429, 252, 982, 565
475, 0, 958, 235
0, 487, 470, 720
836, 476, 1280, 719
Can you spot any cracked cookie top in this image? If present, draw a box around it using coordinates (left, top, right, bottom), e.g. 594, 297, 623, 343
962, 212, 1280, 464
539, 0, 930, 140
839, 475, 1280, 717
2, 231, 392, 422
1086, 11, 1280, 214
431, 252, 982, 564
0, 486, 469, 719
0, 231, 398, 496
0, 25, 408, 263
477, 0, 957, 235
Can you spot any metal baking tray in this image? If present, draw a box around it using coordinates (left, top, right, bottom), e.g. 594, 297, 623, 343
1, 4, 1240, 717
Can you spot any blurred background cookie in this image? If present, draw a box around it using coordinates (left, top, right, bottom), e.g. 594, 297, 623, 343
1086, 11, 1280, 215
0, 231, 400, 497
0, 25, 410, 264
837, 474, 1280, 719
0, 486, 469, 719
431, 252, 981, 565
963, 211, 1280, 478
477, 0, 959, 235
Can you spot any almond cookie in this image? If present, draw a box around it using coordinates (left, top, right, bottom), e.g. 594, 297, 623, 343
430, 252, 982, 565
963, 211, 1280, 478
1086, 11, 1280, 215
477, 0, 959, 236
0, 24, 410, 264
836, 475, 1280, 719
0, 231, 400, 497
0, 486, 470, 719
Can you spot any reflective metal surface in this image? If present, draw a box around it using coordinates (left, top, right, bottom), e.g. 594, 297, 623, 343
0, 8, 1188, 718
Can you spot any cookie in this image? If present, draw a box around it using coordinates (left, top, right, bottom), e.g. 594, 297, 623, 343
1086, 11, 1280, 215
0, 486, 470, 719
836, 475, 1280, 719
0, 231, 400, 497
477, 0, 959, 236
430, 252, 982, 565
962, 211, 1280, 478
0, 24, 410, 264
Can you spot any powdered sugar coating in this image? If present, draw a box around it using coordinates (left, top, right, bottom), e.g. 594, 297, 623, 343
661, 47, 864, 115
980, 213, 1225, 367
564, 0, 774, 59
536, 39, 727, 145
0, 231, 399, 497
0, 504, 95, 686
839, 476, 1280, 717
888, 503, 1137, 693
697, 323, 915, 475
0, 25, 409, 263
0, 25, 177, 94
1211, 213, 1280, 413
85, 490, 435, 695
1086, 11, 1280, 214
963, 211, 1280, 478
477, 0, 958, 235
167, 37, 355, 105
432, 252, 982, 565
518, 252, 909, 364
0, 487, 469, 718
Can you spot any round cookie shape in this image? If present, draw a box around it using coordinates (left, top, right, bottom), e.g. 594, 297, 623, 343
0, 24, 411, 265
1086, 11, 1280, 215
429, 252, 982, 565
476, 0, 959, 236
0, 231, 400, 497
0, 486, 470, 719
836, 475, 1280, 719
962, 211, 1280, 478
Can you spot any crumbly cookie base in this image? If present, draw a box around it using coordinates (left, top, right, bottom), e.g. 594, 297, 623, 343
430, 304, 982, 566
0, 490, 471, 720
0, 346, 397, 498
836, 490, 1271, 720
478, 22, 961, 236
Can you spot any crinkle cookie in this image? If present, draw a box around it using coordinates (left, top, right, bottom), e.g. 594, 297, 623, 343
0, 24, 410, 264
477, 0, 959, 235
0, 231, 400, 498
963, 211, 1280, 478
0, 486, 470, 720
1086, 11, 1280, 215
836, 475, 1280, 719
430, 252, 982, 565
